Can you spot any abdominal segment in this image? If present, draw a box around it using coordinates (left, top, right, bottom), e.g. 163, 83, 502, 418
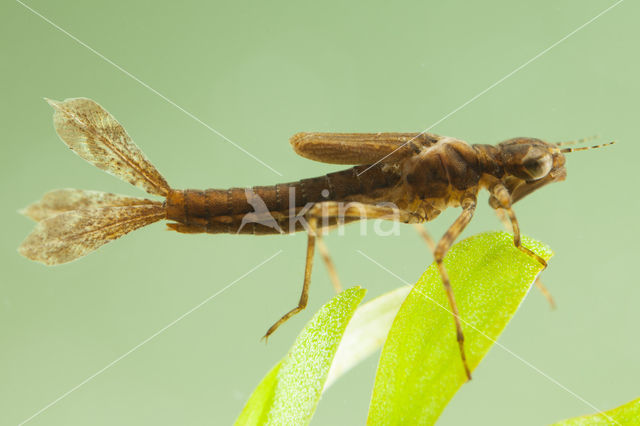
166, 210, 361, 235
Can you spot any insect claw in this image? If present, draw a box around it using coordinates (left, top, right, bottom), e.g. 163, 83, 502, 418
518, 246, 547, 268
464, 365, 472, 381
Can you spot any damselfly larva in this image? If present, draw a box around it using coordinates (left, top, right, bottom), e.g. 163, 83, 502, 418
19, 98, 613, 380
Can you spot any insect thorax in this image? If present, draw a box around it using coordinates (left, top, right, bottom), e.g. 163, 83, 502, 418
401, 138, 504, 203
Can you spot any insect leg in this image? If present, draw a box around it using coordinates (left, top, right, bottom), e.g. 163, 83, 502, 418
412, 223, 436, 252
534, 277, 556, 309
316, 236, 342, 293
263, 201, 423, 339
491, 183, 547, 267
494, 208, 512, 232
263, 216, 318, 340
311, 201, 423, 293
312, 201, 422, 293
433, 194, 477, 381
308, 201, 424, 224
313, 200, 425, 293
313, 200, 424, 294
494, 206, 554, 308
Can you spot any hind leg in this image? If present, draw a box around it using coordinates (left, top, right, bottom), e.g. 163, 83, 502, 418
314, 201, 423, 294
263, 202, 422, 338
316, 236, 342, 293
263, 216, 318, 340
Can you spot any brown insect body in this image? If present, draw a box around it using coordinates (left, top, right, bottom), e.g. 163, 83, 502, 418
166, 136, 566, 234
19, 98, 610, 381
165, 163, 403, 235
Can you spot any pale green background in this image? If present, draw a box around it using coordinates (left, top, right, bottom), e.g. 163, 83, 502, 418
1, 1, 638, 425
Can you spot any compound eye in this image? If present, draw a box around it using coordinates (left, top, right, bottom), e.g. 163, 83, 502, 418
523, 153, 552, 180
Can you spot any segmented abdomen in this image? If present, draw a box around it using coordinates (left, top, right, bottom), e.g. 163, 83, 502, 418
166, 164, 401, 235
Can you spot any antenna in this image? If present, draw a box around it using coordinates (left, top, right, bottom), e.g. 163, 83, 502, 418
555, 134, 599, 147
560, 141, 615, 153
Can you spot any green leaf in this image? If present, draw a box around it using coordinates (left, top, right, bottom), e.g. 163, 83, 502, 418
234, 362, 281, 426
325, 285, 411, 390
368, 231, 553, 425
235, 286, 366, 426
552, 397, 640, 425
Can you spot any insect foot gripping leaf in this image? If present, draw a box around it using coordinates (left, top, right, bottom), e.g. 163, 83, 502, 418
368, 231, 553, 426
235, 287, 366, 426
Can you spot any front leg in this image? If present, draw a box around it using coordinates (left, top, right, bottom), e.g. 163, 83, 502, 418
490, 183, 547, 267
492, 205, 555, 308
